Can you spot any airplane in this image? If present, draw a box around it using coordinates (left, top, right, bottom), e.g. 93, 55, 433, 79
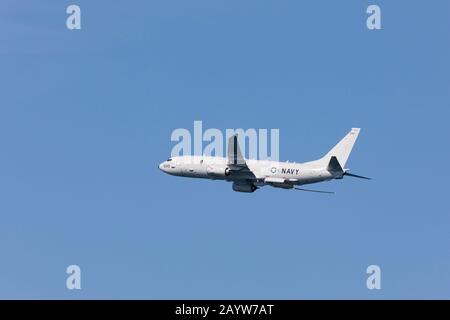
159, 128, 370, 193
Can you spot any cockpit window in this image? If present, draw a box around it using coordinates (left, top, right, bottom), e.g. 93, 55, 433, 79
167, 158, 172, 162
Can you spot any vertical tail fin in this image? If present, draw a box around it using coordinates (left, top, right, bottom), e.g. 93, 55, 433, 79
314, 128, 361, 168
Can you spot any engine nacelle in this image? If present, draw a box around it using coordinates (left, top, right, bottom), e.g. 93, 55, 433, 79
206, 166, 230, 177
232, 182, 257, 193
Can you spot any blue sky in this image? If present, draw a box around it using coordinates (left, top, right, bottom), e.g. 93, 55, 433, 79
1, 0, 449, 299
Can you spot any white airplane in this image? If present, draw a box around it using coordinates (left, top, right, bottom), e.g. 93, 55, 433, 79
159, 128, 370, 193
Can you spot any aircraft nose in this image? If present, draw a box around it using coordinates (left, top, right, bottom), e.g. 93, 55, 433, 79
158, 162, 164, 171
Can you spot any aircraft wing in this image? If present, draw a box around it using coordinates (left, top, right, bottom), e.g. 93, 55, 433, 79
264, 177, 298, 184
264, 177, 293, 189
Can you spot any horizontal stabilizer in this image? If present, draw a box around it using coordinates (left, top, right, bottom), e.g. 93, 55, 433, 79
344, 172, 372, 180
327, 156, 344, 174
294, 187, 335, 194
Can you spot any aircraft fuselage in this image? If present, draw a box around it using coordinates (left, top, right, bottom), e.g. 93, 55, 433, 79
159, 156, 335, 187
159, 128, 368, 193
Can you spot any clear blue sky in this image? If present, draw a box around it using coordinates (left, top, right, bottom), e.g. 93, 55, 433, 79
1, 0, 449, 299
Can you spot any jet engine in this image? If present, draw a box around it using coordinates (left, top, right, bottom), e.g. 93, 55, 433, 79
232, 182, 257, 193
206, 166, 230, 177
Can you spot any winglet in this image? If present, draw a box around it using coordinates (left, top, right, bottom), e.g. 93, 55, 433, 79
227, 135, 246, 166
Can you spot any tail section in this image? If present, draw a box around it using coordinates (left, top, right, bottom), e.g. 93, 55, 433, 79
311, 128, 361, 168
